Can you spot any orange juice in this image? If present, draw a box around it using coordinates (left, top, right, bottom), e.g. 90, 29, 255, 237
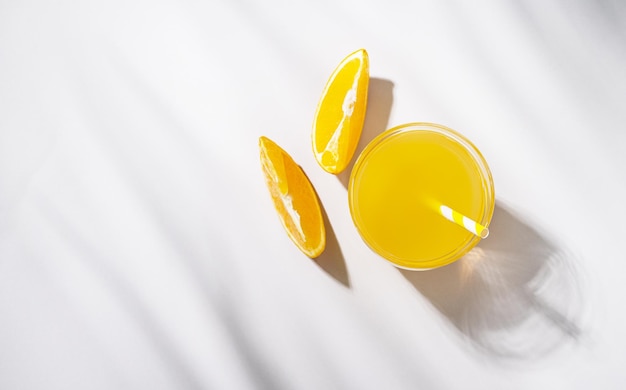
348, 123, 495, 269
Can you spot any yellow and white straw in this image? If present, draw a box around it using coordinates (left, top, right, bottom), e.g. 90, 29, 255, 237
439, 205, 489, 239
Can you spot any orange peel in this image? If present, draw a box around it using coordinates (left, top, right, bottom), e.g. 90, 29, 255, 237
312, 49, 369, 174
259, 136, 326, 258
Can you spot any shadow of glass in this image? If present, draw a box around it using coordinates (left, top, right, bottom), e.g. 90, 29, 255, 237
400, 202, 586, 362
338, 78, 394, 188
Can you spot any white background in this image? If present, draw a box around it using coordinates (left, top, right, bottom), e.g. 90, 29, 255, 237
2, 0, 626, 389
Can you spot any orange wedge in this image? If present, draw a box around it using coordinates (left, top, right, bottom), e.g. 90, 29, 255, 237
259, 136, 326, 258
312, 49, 369, 174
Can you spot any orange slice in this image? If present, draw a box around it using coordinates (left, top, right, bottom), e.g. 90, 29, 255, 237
312, 49, 369, 174
259, 136, 326, 258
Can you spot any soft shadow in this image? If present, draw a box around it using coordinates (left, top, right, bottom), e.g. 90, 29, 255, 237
338, 78, 394, 188
401, 202, 586, 362
314, 195, 350, 288
34, 195, 207, 390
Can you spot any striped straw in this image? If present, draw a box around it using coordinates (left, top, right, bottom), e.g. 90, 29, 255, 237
439, 205, 489, 239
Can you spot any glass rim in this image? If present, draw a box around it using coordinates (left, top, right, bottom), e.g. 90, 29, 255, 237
348, 122, 495, 270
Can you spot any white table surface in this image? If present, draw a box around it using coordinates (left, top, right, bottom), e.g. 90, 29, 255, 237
2, 1, 626, 389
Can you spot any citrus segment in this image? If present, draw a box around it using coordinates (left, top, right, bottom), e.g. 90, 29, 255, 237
259, 136, 326, 258
313, 49, 369, 174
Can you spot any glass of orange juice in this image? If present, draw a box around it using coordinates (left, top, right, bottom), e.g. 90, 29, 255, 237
348, 122, 495, 270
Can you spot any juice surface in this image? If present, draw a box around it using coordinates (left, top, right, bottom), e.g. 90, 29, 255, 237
349, 126, 492, 269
